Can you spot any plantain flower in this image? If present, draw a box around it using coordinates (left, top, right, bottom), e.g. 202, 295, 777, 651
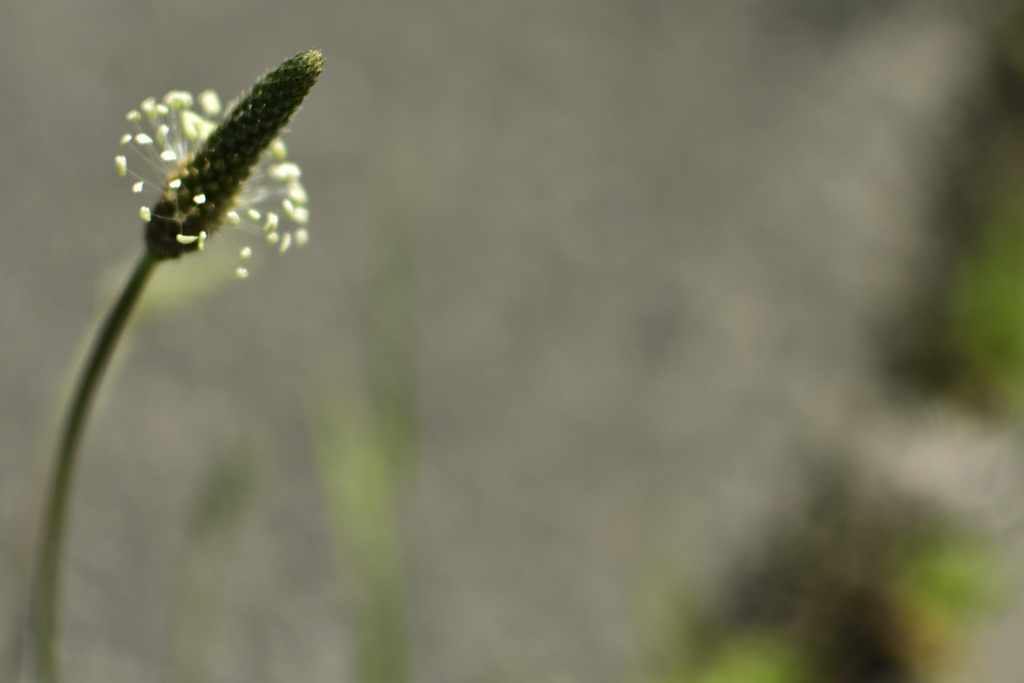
115, 49, 324, 278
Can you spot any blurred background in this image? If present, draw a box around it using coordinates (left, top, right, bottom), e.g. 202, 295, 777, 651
4, 0, 1024, 681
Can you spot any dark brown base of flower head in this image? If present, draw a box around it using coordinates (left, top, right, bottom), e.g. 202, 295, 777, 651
145, 199, 202, 259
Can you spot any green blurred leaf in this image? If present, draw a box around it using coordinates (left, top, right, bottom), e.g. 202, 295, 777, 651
675, 637, 806, 683
898, 535, 1000, 622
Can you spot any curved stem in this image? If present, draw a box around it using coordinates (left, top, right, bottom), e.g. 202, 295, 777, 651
26, 247, 161, 683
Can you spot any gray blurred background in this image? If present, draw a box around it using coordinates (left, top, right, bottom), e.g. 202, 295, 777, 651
4, 0, 1024, 681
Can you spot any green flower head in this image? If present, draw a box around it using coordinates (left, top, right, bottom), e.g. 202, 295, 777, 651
115, 49, 324, 278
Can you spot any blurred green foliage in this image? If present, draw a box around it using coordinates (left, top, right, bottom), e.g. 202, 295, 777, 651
164, 444, 258, 683
897, 533, 1000, 624
918, 11, 1024, 410
638, 475, 1000, 683
671, 637, 806, 683
945, 197, 1024, 407
311, 181, 418, 683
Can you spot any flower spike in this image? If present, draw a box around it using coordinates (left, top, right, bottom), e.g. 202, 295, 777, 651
135, 49, 324, 260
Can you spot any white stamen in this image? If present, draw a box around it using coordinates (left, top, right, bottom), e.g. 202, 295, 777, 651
155, 103, 169, 116
160, 150, 177, 162
175, 234, 199, 245
156, 124, 170, 145
226, 211, 241, 225
192, 194, 206, 205
132, 181, 144, 193
271, 139, 287, 161
239, 246, 252, 261
279, 232, 292, 253
248, 209, 261, 221
292, 207, 310, 224
164, 91, 193, 109
115, 156, 127, 177
169, 179, 182, 189
263, 212, 279, 232
295, 229, 309, 246
270, 163, 301, 181
199, 89, 221, 117
135, 133, 153, 145
287, 182, 308, 204
140, 206, 151, 221
126, 110, 141, 123
197, 231, 207, 251
119, 133, 133, 145
181, 110, 215, 142
266, 232, 280, 245
235, 267, 249, 279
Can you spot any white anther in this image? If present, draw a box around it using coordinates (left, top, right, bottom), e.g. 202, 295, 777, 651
140, 98, 157, 118
279, 232, 292, 253
192, 194, 206, 205
292, 207, 309, 224
132, 181, 144, 193
295, 229, 309, 246
282, 198, 295, 217
126, 110, 141, 123
270, 139, 287, 160
156, 124, 169, 145
119, 133, 133, 145
287, 182, 308, 204
160, 150, 177, 162
263, 212, 279, 232
175, 234, 199, 245
226, 211, 241, 225
197, 231, 207, 251
169, 179, 182, 189
164, 91, 193, 109
235, 267, 249, 279
135, 133, 153, 145
115, 156, 127, 177
266, 232, 280, 245
155, 104, 169, 116
140, 206, 151, 222
181, 110, 215, 142
270, 163, 301, 181
198, 89, 221, 117
239, 246, 252, 261
248, 209, 261, 221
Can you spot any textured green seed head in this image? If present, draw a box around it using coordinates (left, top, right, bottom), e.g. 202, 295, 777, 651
147, 50, 324, 259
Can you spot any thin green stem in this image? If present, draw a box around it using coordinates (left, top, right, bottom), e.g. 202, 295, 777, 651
25, 247, 161, 683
